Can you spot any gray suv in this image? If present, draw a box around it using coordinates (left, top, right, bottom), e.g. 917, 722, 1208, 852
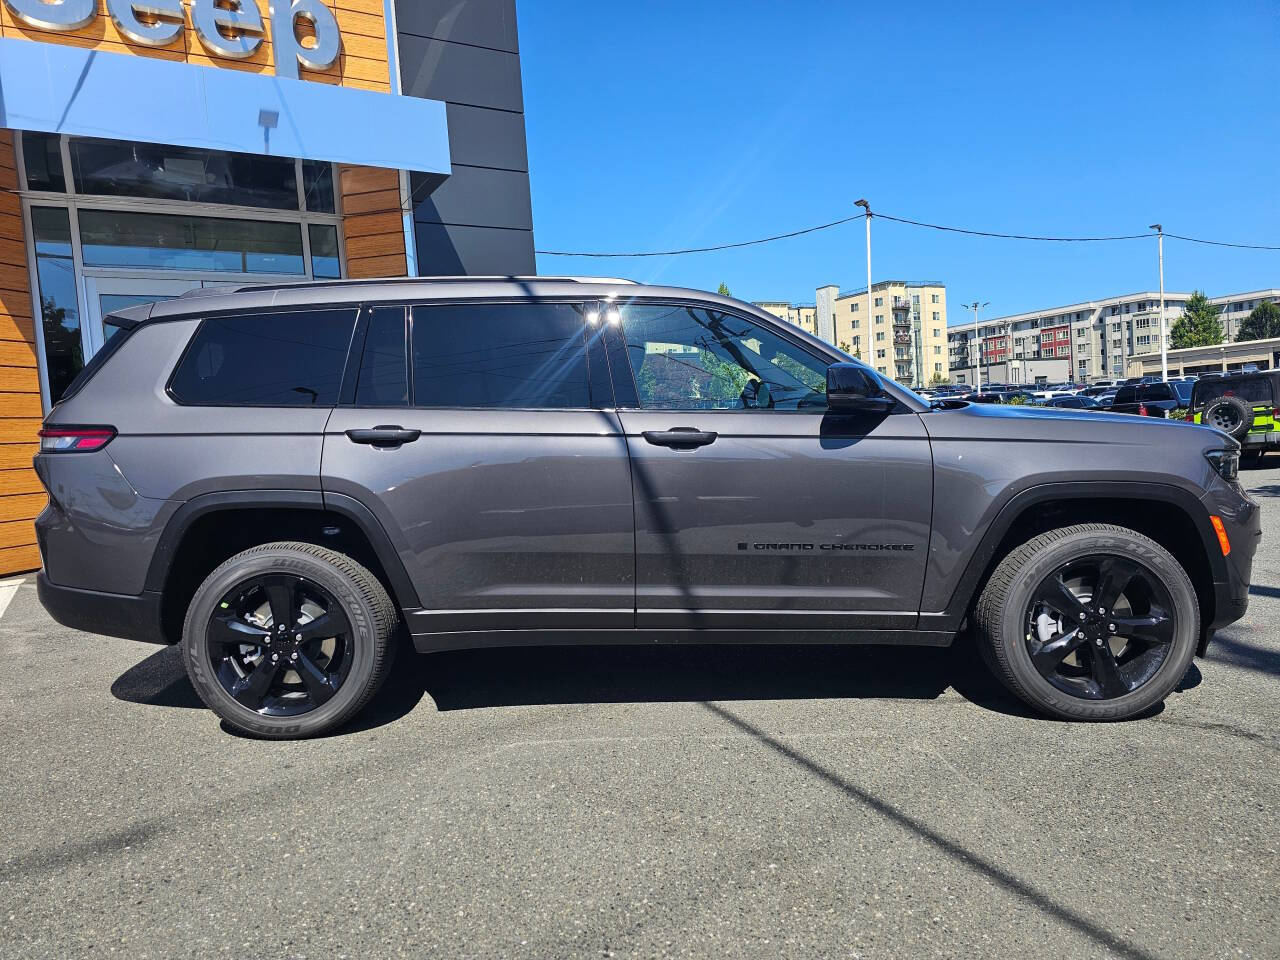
35, 279, 1260, 738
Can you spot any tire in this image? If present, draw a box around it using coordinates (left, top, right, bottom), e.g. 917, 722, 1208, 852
182, 542, 398, 739
974, 523, 1199, 721
1202, 395, 1253, 439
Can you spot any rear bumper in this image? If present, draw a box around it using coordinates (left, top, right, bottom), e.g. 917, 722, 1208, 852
1240, 431, 1279, 449
36, 573, 168, 645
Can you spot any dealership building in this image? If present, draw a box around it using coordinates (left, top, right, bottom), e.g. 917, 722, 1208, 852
0, 0, 532, 574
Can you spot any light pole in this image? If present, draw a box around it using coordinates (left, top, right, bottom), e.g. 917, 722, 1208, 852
1150, 223, 1167, 381
961, 300, 989, 392
855, 199, 872, 358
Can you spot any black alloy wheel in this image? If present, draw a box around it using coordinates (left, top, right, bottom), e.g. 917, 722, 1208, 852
1025, 555, 1175, 701
207, 574, 355, 716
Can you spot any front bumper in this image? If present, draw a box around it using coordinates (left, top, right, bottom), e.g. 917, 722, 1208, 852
1201, 484, 1262, 636
37, 573, 168, 645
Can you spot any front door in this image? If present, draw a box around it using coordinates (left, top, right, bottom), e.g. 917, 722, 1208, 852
321, 300, 636, 637
82, 277, 205, 357
610, 302, 933, 631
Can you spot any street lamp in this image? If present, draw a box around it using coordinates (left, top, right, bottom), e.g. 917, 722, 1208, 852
1150, 224, 1167, 381
961, 300, 990, 392
855, 199, 872, 358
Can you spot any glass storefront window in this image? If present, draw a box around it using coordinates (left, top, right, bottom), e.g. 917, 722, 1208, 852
21, 133, 65, 193
309, 224, 341, 278
301, 160, 336, 214
78, 210, 306, 275
30, 207, 83, 403
68, 138, 300, 211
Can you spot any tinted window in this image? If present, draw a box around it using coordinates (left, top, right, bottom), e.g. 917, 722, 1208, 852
1192, 377, 1275, 408
411, 303, 591, 408
170, 309, 357, 406
1142, 383, 1175, 401
620, 304, 829, 411
69, 138, 301, 210
355, 307, 408, 406
1114, 386, 1139, 404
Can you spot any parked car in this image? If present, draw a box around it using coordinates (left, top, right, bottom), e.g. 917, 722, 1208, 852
1045, 395, 1102, 409
1080, 386, 1113, 398
1109, 381, 1193, 418
1094, 390, 1119, 409
35, 279, 1258, 737
1190, 371, 1280, 463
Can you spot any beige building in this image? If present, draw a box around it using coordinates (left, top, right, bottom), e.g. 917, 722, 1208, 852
756, 301, 818, 337
1127, 335, 1280, 378
758, 281, 948, 387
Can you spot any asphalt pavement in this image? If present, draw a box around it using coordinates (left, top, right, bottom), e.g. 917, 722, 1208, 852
2, 463, 1277, 959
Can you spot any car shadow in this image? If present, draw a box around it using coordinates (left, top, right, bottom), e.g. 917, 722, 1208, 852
117, 630, 1181, 734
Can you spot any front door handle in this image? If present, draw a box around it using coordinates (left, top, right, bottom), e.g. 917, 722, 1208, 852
345, 425, 421, 448
642, 427, 718, 448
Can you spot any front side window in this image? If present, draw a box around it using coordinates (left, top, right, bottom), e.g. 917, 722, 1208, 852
620, 304, 830, 411
411, 302, 591, 408
170, 309, 357, 406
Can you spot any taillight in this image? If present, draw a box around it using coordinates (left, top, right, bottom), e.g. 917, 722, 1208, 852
38, 426, 116, 452
1138, 403, 1148, 416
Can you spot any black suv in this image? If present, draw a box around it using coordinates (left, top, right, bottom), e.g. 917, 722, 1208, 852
34, 279, 1260, 737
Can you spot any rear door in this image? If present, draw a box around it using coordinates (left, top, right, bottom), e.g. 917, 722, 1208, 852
322, 299, 635, 634
608, 301, 933, 631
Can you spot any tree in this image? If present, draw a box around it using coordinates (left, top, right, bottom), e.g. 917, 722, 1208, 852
1169, 290, 1224, 349
929, 371, 949, 386
1235, 301, 1280, 343
716, 282, 732, 297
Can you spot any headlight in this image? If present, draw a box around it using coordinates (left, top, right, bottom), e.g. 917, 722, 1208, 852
1205, 449, 1239, 482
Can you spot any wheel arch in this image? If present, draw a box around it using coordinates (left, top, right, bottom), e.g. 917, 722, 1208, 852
146, 491, 421, 645
934, 482, 1225, 636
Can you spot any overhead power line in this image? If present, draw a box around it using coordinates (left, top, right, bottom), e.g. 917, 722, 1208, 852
533, 211, 1280, 257
534, 215, 864, 258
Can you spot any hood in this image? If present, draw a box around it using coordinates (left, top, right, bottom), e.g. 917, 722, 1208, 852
922, 399, 1233, 448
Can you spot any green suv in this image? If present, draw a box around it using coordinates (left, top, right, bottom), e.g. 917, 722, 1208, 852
1191, 371, 1280, 463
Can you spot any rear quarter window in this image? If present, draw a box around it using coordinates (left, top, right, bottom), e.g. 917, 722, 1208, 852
169, 308, 358, 406
1114, 386, 1138, 404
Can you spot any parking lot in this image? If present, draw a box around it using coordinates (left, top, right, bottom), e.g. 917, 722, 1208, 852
1, 465, 1276, 960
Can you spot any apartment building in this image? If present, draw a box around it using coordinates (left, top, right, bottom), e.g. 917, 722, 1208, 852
947, 289, 1280, 385
756, 301, 818, 337
758, 281, 948, 387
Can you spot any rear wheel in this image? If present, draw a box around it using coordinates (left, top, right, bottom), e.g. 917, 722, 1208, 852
975, 523, 1198, 720
182, 542, 397, 739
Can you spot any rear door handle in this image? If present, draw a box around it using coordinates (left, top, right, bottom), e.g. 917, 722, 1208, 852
642, 427, 718, 448
345, 425, 421, 447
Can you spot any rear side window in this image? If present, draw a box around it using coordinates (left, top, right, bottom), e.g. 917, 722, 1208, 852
1114, 386, 1138, 404
1143, 383, 1175, 402
410, 302, 591, 408
169, 309, 357, 406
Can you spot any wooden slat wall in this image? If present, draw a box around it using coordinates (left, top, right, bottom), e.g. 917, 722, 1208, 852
0, 131, 44, 575
339, 166, 406, 278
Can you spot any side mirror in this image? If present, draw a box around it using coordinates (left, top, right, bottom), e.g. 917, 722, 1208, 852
826, 363, 895, 413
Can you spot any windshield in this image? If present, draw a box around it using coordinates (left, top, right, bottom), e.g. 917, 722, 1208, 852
1192, 376, 1275, 409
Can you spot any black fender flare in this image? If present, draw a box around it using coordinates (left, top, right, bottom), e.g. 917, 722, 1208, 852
143, 489, 422, 609
929, 480, 1224, 631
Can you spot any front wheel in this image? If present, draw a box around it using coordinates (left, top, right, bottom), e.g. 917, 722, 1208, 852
975, 523, 1199, 721
182, 542, 397, 739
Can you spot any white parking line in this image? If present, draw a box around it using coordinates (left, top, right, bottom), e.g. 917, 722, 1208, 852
0, 577, 25, 620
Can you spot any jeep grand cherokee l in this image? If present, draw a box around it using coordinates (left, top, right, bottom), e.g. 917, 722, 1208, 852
34, 279, 1260, 738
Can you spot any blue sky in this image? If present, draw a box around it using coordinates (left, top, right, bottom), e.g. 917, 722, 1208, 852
517, 1, 1278, 320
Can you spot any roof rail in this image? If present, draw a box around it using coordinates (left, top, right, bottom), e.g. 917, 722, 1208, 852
176, 275, 638, 299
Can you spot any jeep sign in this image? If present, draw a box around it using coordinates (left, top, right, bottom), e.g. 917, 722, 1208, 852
2, 0, 342, 80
